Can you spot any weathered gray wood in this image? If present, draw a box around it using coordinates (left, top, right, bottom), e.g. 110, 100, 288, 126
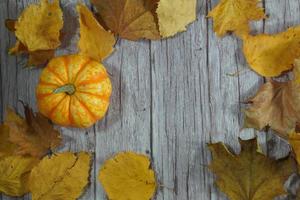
1, 0, 300, 200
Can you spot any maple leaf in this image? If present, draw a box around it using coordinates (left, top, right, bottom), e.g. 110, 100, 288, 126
208, 138, 295, 200
91, 0, 160, 40
244, 59, 300, 137
99, 152, 157, 200
5, 106, 62, 158
157, 0, 197, 37
243, 26, 300, 77
0, 155, 39, 196
77, 4, 115, 61
208, 0, 265, 37
0, 125, 16, 158
29, 152, 91, 200
15, 0, 63, 51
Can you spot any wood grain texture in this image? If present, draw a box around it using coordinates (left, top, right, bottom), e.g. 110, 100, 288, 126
0, 0, 299, 199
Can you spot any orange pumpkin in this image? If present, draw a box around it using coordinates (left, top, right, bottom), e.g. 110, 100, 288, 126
36, 54, 112, 128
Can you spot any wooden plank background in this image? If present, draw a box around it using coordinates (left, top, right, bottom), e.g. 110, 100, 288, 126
0, 0, 300, 199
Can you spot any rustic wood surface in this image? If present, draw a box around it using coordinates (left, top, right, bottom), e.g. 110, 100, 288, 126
1, 0, 300, 199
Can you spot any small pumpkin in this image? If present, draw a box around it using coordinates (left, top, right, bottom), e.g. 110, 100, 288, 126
36, 54, 112, 128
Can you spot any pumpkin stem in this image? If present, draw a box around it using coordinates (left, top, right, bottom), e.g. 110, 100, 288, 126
53, 84, 76, 95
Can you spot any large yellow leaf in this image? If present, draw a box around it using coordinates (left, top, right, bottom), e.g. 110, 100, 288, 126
77, 4, 115, 61
91, 0, 160, 40
0, 155, 39, 196
244, 59, 300, 137
99, 152, 157, 200
0, 125, 16, 158
5, 106, 62, 158
157, 0, 197, 37
243, 26, 300, 77
208, 0, 265, 37
6, 20, 56, 66
15, 0, 63, 52
208, 138, 295, 200
29, 152, 91, 200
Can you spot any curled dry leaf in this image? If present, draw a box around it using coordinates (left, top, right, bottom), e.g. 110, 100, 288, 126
0, 155, 39, 196
15, 0, 63, 51
244, 59, 300, 137
157, 0, 197, 37
208, 138, 295, 200
99, 152, 157, 200
243, 26, 300, 77
5, 0, 63, 66
5, 106, 62, 158
91, 0, 160, 40
77, 4, 115, 61
0, 125, 16, 158
208, 0, 265, 37
29, 152, 91, 200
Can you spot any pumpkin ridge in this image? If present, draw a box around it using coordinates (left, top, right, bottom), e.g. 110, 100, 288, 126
76, 91, 110, 100
47, 94, 68, 118
75, 74, 108, 86
73, 94, 97, 121
36, 93, 53, 99
71, 58, 93, 83
39, 81, 60, 87
46, 67, 67, 84
68, 97, 74, 125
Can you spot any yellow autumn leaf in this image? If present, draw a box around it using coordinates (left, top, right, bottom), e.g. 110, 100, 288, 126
0, 125, 16, 158
243, 26, 300, 77
99, 152, 157, 200
15, 0, 63, 52
29, 152, 91, 200
77, 4, 115, 61
0, 155, 39, 196
5, 106, 62, 158
91, 0, 160, 40
6, 19, 56, 66
208, 0, 265, 37
208, 138, 295, 200
157, 0, 197, 37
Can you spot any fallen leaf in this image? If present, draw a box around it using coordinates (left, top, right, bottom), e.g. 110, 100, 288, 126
99, 152, 157, 200
5, 106, 62, 158
243, 26, 300, 77
29, 152, 91, 200
15, 0, 63, 52
208, 138, 295, 200
27, 49, 56, 67
91, 0, 160, 40
244, 60, 300, 137
0, 155, 39, 196
157, 0, 197, 37
77, 4, 115, 61
208, 0, 265, 37
0, 125, 16, 158
9, 41, 55, 67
